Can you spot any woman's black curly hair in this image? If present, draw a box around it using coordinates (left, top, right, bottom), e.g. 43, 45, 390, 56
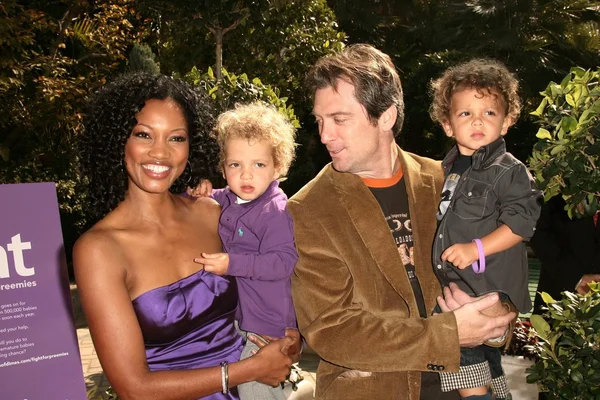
79, 72, 219, 224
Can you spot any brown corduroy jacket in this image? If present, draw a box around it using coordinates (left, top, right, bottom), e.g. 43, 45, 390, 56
289, 147, 460, 400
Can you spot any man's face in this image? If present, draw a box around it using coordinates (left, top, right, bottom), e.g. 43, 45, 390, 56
313, 79, 390, 178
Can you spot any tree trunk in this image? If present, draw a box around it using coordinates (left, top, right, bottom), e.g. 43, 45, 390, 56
214, 28, 223, 83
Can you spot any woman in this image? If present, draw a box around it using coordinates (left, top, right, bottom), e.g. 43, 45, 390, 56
74, 72, 297, 400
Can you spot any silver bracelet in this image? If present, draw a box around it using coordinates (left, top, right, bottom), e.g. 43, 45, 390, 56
220, 361, 229, 394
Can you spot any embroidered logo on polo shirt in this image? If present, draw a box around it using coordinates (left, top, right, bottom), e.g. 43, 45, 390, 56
238, 228, 244, 237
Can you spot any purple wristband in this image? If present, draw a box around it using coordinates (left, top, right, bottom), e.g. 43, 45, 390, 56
471, 239, 486, 274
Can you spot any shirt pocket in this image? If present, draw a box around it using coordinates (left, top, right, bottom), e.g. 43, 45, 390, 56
452, 178, 491, 220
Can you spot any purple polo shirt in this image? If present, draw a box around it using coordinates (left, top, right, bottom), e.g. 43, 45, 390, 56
212, 181, 298, 337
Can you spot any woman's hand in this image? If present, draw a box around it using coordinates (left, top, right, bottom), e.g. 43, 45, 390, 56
258, 328, 302, 363
249, 336, 294, 387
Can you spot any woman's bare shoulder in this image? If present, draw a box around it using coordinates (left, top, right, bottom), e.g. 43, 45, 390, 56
73, 220, 126, 277
179, 194, 221, 222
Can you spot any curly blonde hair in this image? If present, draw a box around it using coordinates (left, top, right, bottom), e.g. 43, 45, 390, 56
429, 58, 521, 125
215, 102, 297, 177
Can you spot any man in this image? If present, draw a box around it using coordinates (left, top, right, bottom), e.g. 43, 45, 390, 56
288, 44, 515, 400
530, 195, 600, 314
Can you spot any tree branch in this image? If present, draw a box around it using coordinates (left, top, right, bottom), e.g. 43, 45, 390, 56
77, 53, 109, 64
51, 2, 83, 59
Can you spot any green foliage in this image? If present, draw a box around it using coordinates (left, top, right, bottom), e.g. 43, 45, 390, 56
329, 0, 600, 161
528, 67, 600, 219
222, 0, 345, 193
87, 385, 118, 399
128, 43, 160, 74
225, 0, 345, 108
0, 0, 147, 269
184, 66, 300, 128
527, 284, 600, 399
505, 320, 539, 360
135, 0, 345, 194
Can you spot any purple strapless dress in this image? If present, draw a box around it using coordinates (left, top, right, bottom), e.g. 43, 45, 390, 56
132, 269, 243, 399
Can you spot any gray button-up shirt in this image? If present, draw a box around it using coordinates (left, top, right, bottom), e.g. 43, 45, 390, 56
433, 137, 542, 312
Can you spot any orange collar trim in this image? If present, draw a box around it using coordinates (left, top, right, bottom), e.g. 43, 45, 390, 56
362, 166, 403, 188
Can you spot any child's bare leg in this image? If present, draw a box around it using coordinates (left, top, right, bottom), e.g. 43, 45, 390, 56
482, 295, 517, 348
458, 387, 493, 399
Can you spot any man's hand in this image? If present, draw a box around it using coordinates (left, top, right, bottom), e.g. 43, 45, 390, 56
441, 242, 478, 270
194, 252, 229, 276
186, 179, 213, 198
437, 283, 516, 347
576, 274, 600, 295
437, 282, 477, 311
261, 328, 302, 364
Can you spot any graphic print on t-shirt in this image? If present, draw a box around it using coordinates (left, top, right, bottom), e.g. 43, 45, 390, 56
365, 169, 427, 318
437, 153, 472, 221
437, 172, 460, 221
387, 212, 414, 267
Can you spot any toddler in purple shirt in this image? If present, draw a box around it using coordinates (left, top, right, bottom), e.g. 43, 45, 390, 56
193, 102, 299, 400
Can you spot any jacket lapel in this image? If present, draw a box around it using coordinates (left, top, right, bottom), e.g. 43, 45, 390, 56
399, 148, 443, 311
326, 147, 442, 312
328, 163, 417, 306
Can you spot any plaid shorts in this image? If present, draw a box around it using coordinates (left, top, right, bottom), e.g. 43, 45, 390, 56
439, 345, 511, 399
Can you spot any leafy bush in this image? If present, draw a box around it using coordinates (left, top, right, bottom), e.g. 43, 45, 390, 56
505, 319, 538, 360
184, 66, 300, 129
0, 0, 145, 273
128, 43, 160, 74
527, 284, 600, 399
528, 67, 600, 219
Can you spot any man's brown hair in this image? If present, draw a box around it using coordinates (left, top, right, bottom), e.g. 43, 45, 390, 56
306, 43, 405, 136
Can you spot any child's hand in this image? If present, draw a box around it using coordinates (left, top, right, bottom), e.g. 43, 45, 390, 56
186, 179, 213, 198
194, 252, 229, 275
259, 328, 302, 363
441, 242, 479, 270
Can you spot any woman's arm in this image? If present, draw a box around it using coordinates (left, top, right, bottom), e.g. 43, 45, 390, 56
73, 231, 293, 400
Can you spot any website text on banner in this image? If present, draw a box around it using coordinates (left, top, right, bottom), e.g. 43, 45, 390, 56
0, 182, 87, 399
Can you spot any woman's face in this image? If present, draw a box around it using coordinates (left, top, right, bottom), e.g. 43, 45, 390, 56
124, 98, 189, 195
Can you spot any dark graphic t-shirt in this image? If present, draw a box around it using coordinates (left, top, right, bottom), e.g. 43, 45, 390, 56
365, 167, 456, 400
437, 153, 472, 221
364, 168, 427, 318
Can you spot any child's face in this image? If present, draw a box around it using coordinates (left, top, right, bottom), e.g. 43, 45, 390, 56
223, 138, 279, 201
441, 88, 512, 156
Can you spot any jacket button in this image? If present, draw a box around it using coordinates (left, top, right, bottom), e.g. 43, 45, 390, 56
438, 234, 443, 238
468, 191, 472, 196
439, 365, 445, 371
437, 264, 442, 269
427, 364, 433, 370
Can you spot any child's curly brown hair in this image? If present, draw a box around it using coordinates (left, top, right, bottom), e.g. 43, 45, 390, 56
429, 58, 521, 125
215, 102, 297, 178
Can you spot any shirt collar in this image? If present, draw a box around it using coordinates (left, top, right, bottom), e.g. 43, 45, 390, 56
225, 180, 281, 204
442, 136, 506, 172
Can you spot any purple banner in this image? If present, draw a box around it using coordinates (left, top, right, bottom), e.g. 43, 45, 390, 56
0, 183, 87, 399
